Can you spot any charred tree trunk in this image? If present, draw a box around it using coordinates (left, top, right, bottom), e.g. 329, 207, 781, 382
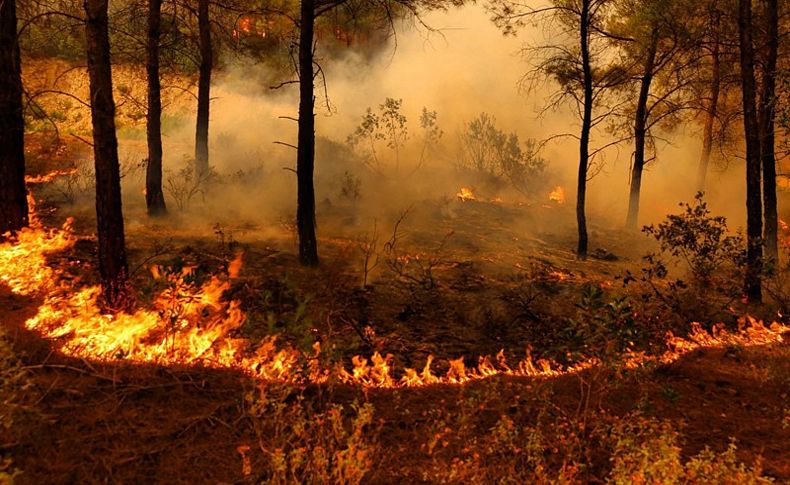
696, 12, 720, 193
576, 0, 592, 260
738, 0, 763, 302
296, 0, 318, 266
759, 0, 778, 262
84, 0, 130, 310
194, 0, 211, 175
626, 28, 659, 230
145, 0, 167, 215
0, 0, 29, 235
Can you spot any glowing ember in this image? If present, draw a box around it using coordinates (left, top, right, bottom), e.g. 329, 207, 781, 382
456, 187, 476, 202
548, 186, 565, 205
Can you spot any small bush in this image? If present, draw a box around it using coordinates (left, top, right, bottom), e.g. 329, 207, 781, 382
564, 284, 641, 361
627, 194, 748, 328
458, 113, 546, 196
164, 160, 217, 211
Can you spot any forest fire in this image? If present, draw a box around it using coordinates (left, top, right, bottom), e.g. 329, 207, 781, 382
456, 186, 476, 201
2, 207, 787, 389
6, 0, 790, 478
24, 168, 77, 184
549, 185, 566, 204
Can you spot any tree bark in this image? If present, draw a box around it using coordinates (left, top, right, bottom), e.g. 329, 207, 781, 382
0, 0, 29, 236
626, 28, 659, 230
84, 0, 130, 310
696, 11, 720, 193
146, 0, 167, 215
759, 0, 778, 262
576, 0, 592, 260
194, 0, 211, 175
296, 0, 319, 266
738, 0, 763, 302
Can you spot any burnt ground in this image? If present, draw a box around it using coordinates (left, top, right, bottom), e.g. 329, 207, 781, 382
2, 135, 790, 482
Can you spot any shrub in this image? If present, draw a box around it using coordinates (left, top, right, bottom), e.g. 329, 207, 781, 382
458, 113, 546, 196
164, 160, 217, 211
626, 194, 748, 328
642, 193, 745, 286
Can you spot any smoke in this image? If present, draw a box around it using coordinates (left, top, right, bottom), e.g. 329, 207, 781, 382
112, 4, 758, 248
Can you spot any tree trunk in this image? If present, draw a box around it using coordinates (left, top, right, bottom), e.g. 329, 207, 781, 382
626, 28, 659, 230
0, 0, 29, 236
84, 0, 130, 311
738, 0, 763, 302
296, 0, 319, 266
194, 0, 211, 175
576, 0, 592, 260
759, 0, 778, 262
696, 11, 720, 193
146, 0, 167, 215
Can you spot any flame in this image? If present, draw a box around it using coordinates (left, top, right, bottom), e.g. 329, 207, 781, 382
662, 318, 788, 361
2, 215, 787, 388
456, 187, 476, 202
1, 168, 787, 389
24, 168, 78, 184
548, 186, 565, 205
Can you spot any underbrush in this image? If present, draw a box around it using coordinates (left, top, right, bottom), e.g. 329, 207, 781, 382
608, 415, 771, 484
243, 383, 378, 484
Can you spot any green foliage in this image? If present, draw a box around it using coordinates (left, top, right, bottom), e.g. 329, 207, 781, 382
245, 384, 378, 484
19, 17, 84, 61
564, 285, 641, 360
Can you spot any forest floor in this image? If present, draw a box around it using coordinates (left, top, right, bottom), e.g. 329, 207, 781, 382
2, 135, 790, 483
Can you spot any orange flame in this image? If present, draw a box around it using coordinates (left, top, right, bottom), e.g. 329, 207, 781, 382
456, 187, 476, 202
2, 217, 787, 388
548, 186, 565, 205
24, 168, 78, 184
1, 171, 788, 389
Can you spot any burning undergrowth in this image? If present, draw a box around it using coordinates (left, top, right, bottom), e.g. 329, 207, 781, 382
3, 171, 790, 483
1, 177, 788, 390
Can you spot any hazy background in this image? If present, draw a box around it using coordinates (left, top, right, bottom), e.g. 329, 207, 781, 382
110, 4, 754, 238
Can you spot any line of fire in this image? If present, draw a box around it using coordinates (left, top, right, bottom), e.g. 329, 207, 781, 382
1, 0, 790, 482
